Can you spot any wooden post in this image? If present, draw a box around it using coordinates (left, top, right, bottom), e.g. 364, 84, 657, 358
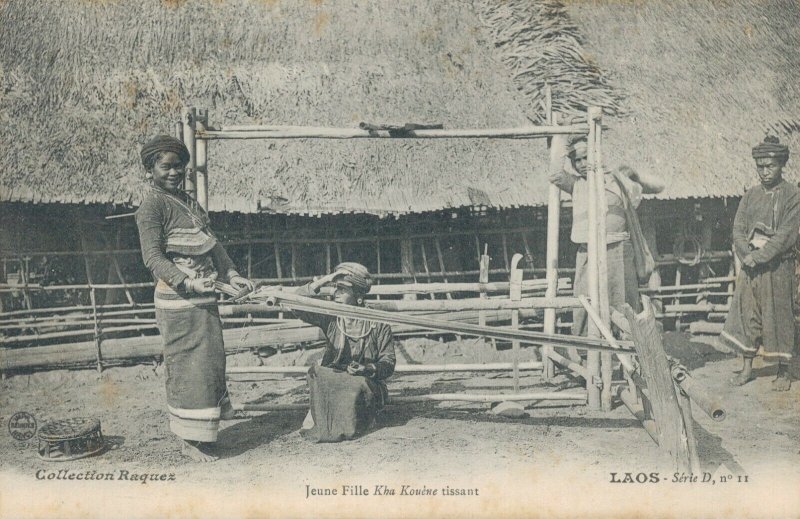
586, 107, 602, 410
245, 214, 253, 279
400, 229, 416, 301
510, 254, 524, 393
325, 242, 332, 274
435, 238, 453, 300
623, 296, 692, 471
419, 242, 434, 300
77, 221, 102, 373
593, 109, 613, 412
375, 238, 382, 300
642, 214, 663, 313
195, 108, 209, 211
181, 107, 197, 201
274, 242, 283, 279
501, 233, 510, 271
89, 288, 102, 373
478, 244, 490, 328
543, 120, 563, 381
290, 244, 298, 282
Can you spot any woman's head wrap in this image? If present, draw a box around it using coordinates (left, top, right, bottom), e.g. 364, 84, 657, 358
334, 262, 372, 295
140, 135, 191, 170
567, 137, 588, 159
752, 135, 789, 162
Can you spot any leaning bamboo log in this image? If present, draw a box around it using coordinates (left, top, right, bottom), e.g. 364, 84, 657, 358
578, 296, 636, 373
198, 124, 590, 140
228, 362, 543, 375
546, 349, 589, 380
623, 296, 692, 471
688, 321, 724, 335
618, 387, 658, 444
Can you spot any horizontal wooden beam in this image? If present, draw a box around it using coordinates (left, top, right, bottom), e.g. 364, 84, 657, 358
199, 124, 589, 140
228, 362, 543, 375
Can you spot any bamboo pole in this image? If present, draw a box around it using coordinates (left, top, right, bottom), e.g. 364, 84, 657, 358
400, 236, 416, 301
89, 288, 102, 373
198, 124, 591, 140
547, 349, 590, 380
246, 215, 253, 279
419, 242, 435, 300
585, 107, 602, 410
234, 392, 587, 413
671, 364, 726, 422
543, 112, 563, 381
501, 233, 510, 271
434, 238, 453, 300
228, 362, 543, 375
107, 228, 136, 306
231, 296, 579, 313
258, 290, 630, 353
274, 242, 283, 279
593, 110, 613, 412
510, 254, 524, 392
0, 224, 585, 258
195, 109, 209, 211
0, 302, 152, 318
181, 107, 197, 200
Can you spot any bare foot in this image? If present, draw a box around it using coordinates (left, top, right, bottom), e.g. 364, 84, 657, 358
729, 371, 754, 386
772, 373, 792, 392
181, 440, 218, 462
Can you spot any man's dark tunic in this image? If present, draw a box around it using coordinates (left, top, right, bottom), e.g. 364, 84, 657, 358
722, 180, 800, 359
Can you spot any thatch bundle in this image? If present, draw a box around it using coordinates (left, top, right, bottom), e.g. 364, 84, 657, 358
474, 0, 625, 122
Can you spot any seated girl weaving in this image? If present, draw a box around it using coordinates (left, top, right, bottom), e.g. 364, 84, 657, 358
292, 263, 396, 442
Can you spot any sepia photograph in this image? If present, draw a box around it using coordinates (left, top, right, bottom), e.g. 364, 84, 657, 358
0, 1, 798, 517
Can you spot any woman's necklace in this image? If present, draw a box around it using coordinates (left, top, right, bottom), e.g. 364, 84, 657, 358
336, 317, 374, 340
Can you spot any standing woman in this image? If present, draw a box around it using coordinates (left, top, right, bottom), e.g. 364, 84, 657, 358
136, 135, 253, 461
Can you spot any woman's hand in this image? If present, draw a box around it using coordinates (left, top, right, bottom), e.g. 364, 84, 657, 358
309, 269, 348, 292
183, 275, 217, 294
229, 275, 255, 292
346, 362, 376, 377
742, 254, 757, 269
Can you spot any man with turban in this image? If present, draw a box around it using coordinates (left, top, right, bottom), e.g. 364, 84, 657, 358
723, 136, 799, 391
292, 263, 396, 442
549, 130, 665, 341
136, 135, 254, 461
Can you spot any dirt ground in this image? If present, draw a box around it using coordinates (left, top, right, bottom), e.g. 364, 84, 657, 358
1, 332, 799, 518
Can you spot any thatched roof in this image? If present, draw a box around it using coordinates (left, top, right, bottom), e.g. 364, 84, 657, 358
5, 1, 790, 214
0, 0, 569, 215
560, 0, 800, 197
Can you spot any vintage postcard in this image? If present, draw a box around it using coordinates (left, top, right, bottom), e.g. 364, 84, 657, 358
1, 0, 798, 518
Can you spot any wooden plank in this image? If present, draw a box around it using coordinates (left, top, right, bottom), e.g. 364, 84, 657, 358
623, 296, 692, 471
